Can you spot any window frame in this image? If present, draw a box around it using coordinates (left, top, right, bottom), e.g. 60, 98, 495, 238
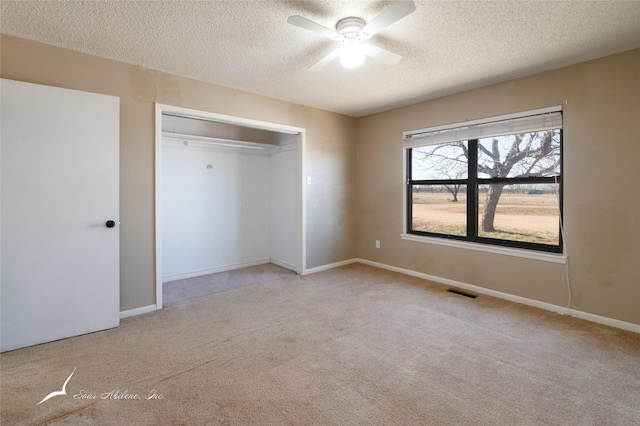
403, 109, 564, 255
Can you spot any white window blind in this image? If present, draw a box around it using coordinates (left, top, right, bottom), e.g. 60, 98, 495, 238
403, 106, 562, 148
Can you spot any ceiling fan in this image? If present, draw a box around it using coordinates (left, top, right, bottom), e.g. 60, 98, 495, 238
287, 0, 416, 71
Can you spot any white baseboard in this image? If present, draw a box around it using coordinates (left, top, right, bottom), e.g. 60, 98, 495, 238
128, 256, 640, 333
302, 257, 639, 333
270, 258, 297, 272
356, 258, 640, 334
568, 310, 640, 334
303, 258, 358, 275
162, 258, 271, 283
120, 304, 157, 319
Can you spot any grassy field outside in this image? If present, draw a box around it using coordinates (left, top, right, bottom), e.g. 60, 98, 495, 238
412, 191, 560, 245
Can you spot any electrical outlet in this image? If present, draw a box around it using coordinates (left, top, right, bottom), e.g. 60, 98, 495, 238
375, 240, 380, 249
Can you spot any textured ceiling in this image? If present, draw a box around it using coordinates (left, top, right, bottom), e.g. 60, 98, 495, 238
2, 1, 640, 117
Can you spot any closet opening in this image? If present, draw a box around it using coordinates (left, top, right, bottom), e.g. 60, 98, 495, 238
155, 104, 306, 308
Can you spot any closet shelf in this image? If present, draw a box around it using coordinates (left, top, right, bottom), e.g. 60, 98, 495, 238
162, 132, 278, 151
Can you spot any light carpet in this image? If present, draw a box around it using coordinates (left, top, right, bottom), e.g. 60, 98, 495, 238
1, 264, 639, 425
162, 263, 297, 306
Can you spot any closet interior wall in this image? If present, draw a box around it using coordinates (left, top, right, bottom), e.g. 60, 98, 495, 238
161, 114, 297, 282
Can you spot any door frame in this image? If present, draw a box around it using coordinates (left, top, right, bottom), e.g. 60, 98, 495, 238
154, 103, 307, 309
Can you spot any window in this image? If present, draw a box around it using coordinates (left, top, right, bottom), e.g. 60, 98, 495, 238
404, 108, 563, 253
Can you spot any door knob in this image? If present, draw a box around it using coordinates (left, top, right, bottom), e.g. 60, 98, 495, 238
105, 220, 116, 228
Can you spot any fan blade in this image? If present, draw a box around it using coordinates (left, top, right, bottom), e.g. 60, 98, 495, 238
363, 44, 402, 65
287, 15, 340, 39
362, 1, 416, 37
308, 48, 342, 71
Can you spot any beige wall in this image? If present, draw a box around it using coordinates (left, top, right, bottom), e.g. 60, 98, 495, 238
357, 48, 640, 325
1, 35, 357, 311
2, 34, 638, 326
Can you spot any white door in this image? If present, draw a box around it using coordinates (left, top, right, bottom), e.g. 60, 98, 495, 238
1, 79, 120, 352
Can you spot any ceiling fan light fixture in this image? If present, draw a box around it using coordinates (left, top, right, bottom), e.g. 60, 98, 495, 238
287, 1, 416, 71
339, 43, 365, 68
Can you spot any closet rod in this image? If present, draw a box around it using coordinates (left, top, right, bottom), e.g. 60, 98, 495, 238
162, 132, 277, 151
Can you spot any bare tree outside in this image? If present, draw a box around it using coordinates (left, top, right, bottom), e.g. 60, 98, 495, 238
411, 130, 560, 235
411, 142, 468, 202
477, 131, 560, 232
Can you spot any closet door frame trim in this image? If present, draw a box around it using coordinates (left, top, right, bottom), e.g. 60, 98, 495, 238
154, 103, 307, 310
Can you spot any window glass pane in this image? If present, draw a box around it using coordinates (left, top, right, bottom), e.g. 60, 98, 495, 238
477, 183, 560, 245
412, 185, 467, 236
477, 130, 561, 178
411, 142, 468, 180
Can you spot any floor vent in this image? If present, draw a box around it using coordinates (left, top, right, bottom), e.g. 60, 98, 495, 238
447, 288, 477, 299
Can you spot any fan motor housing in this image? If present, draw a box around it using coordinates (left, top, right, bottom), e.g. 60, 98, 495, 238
336, 17, 366, 37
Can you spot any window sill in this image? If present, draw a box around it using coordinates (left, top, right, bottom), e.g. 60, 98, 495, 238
400, 233, 567, 264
